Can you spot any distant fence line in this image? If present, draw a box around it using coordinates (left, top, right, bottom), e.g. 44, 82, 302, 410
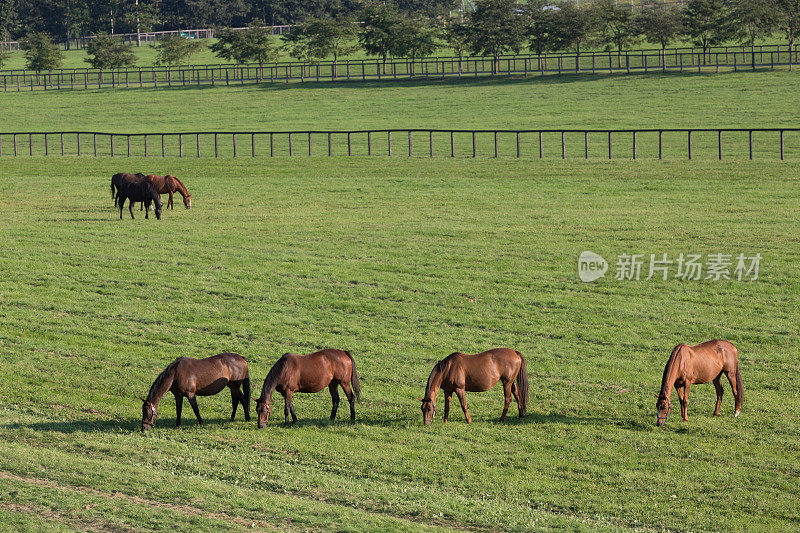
0, 129, 796, 161
1, 45, 799, 92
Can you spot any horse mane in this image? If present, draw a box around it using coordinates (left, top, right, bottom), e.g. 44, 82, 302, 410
260, 354, 290, 399
660, 344, 685, 397
169, 175, 189, 195
147, 357, 184, 401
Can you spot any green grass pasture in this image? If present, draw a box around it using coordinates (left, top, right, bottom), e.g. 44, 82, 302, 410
0, 156, 798, 531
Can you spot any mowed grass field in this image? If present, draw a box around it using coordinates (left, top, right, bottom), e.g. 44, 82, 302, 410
0, 156, 798, 531
1, 72, 800, 531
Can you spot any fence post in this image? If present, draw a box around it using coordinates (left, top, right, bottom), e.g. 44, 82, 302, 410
233, 133, 237, 158
749, 130, 753, 160
94, 134, 97, 156
539, 131, 543, 158
658, 131, 663, 160
687, 130, 692, 160
270, 133, 274, 157
516, 132, 520, 158
61, 133, 64, 156
45, 133, 48, 155
451, 131, 455, 157
288, 132, 292, 156
349, 132, 352, 156
328, 133, 332, 156
29, 133, 32, 156
780, 130, 784, 160
198, 134, 201, 157
718, 130, 722, 160
308, 133, 311, 157
110, 135, 114, 157
161, 134, 165, 157
14, 133, 17, 156
472, 131, 476, 157
143, 135, 148, 157
408, 131, 412, 157
429, 130, 433, 157
608, 131, 612, 159
388, 131, 392, 156
177, 134, 181, 158
585, 131, 589, 159
77, 133, 81, 156
632, 131, 636, 160
213, 133, 218, 157
129, 135, 132, 157
368, 131, 372, 156
561, 131, 565, 159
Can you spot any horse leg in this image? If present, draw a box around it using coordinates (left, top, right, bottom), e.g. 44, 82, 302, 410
455, 389, 471, 423
329, 382, 340, 420
229, 385, 239, 421
677, 384, 689, 422
713, 374, 724, 416
499, 380, 512, 422
443, 392, 452, 422
129, 199, 135, 220
188, 396, 203, 425
174, 393, 183, 427
168, 192, 174, 210
511, 382, 523, 418
340, 381, 356, 421
283, 390, 298, 424
144, 200, 150, 219
724, 369, 741, 417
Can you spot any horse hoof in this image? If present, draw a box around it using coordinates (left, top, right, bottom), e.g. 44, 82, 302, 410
734, 410, 740, 417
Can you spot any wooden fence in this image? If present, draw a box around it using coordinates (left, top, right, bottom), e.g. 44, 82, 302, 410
2, 45, 799, 91
0, 129, 797, 160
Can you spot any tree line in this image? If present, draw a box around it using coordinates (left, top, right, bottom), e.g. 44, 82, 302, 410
3, 0, 800, 73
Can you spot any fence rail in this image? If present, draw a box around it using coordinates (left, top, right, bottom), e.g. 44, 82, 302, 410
0, 129, 797, 160
2, 45, 799, 92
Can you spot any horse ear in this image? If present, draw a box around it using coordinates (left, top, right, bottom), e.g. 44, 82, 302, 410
418, 398, 424, 402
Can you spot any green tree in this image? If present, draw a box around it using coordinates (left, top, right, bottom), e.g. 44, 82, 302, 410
85, 34, 137, 68
732, 0, 777, 70
596, 0, 638, 66
22, 31, 63, 71
152, 34, 205, 66
548, 1, 598, 71
0, 49, 9, 68
684, 0, 737, 64
634, 0, 684, 70
525, 0, 555, 56
464, 0, 526, 74
358, 2, 404, 73
442, 20, 470, 74
301, 17, 358, 68
775, 0, 800, 69
211, 26, 279, 65
390, 18, 437, 76
0, 0, 20, 41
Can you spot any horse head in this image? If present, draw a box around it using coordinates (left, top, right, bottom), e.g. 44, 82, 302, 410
655, 393, 671, 427
419, 397, 436, 426
255, 396, 271, 428
141, 397, 157, 431
183, 194, 191, 209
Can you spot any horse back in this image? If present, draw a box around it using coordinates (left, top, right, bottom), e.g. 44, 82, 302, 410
174, 353, 248, 395
683, 340, 737, 382
286, 349, 348, 392
449, 348, 521, 392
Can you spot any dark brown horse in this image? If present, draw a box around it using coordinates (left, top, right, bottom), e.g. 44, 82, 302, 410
656, 340, 743, 426
140, 353, 250, 431
255, 349, 360, 427
420, 348, 528, 425
116, 180, 162, 220
110, 173, 190, 210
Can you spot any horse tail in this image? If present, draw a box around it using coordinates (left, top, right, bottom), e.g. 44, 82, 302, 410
733, 347, 744, 414
242, 372, 251, 404
345, 350, 361, 402
515, 350, 529, 417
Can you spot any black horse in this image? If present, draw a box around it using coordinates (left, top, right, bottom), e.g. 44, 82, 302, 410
116, 180, 162, 220
111, 172, 146, 208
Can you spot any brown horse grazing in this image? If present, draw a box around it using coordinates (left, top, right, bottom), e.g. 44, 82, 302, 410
140, 353, 250, 431
255, 349, 360, 427
420, 348, 529, 425
110, 172, 190, 210
656, 340, 743, 427
147, 174, 191, 210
